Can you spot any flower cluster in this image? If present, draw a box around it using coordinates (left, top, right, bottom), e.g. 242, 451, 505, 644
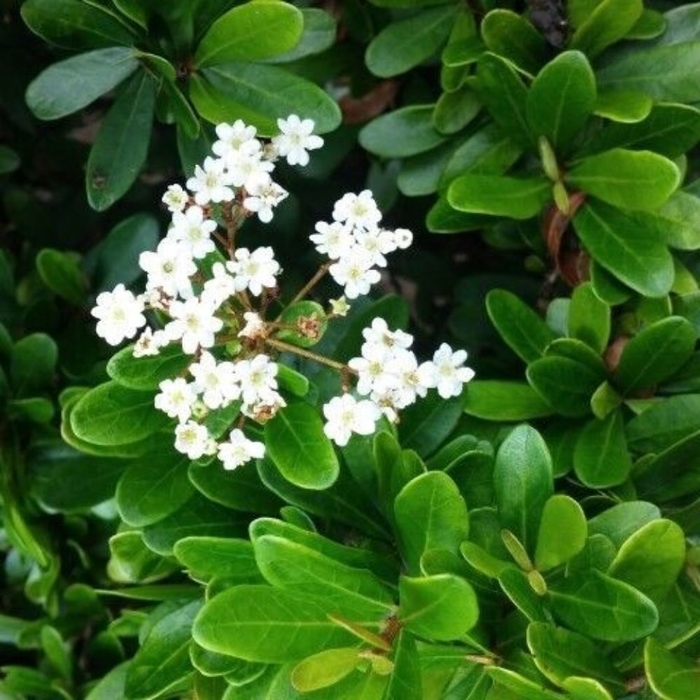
90, 115, 475, 472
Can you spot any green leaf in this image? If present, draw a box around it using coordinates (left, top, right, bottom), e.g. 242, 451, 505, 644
397, 392, 464, 457
481, 9, 548, 75
36, 249, 86, 306
108, 531, 180, 584
441, 10, 481, 67
268, 8, 336, 64
394, 472, 469, 575
373, 431, 424, 519
291, 648, 360, 693
486, 288, 557, 363
26, 47, 138, 120
645, 638, 700, 700
70, 381, 169, 446
567, 148, 680, 211
573, 410, 632, 488
626, 395, 700, 453
573, 200, 674, 298
526, 51, 596, 150
86, 69, 157, 210
398, 574, 478, 641
192, 585, 364, 663
615, 316, 696, 393
655, 192, 700, 250
608, 519, 685, 604
463, 381, 553, 421
264, 401, 339, 490
124, 600, 202, 700
568, 282, 610, 353
588, 501, 660, 548
432, 87, 480, 136
593, 90, 652, 123
365, 5, 457, 78
21, 0, 135, 50
0, 145, 20, 174
40, 626, 71, 680
498, 567, 549, 622
570, 0, 643, 57
359, 104, 446, 159
174, 537, 262, 583
190, 63, 341, 136
534, 495, 587, 572
10, 333, 57, 396
195, 1, 303, 68
494, 425, 553, 554
384, 630, 421, 700
448, 174, 550, 220
549, 569, 659, 642
107, 344, 191, 391
487, 667, 562, 700
276, 301, 327, 348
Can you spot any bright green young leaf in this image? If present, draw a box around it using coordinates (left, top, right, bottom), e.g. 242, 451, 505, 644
588, 501, 660, 548
481, 9, 548, 75
108, 531, 180, 584
486, 288, 557, 363
608, 519, 685, 603
573, 410, 632, 487
573, 200, 674, 298
10, 333, 57, 396
628, 8, 666, 39
365, 5, 457, 78
615, 316, 696, 393
448, 174, 550, 220
526, 51, 596, 150
26, 47, 138, 120
21, 0, 136, 50
562, 677, 614, 700
534, 495, 587, 571
594, 90, 652, 123
568, 282, 610, 353
264, 401, 339, 490
192, 585, 364, 663
398, 574, 478, 641
655, 192, 700, 250
173, 537, 262, 583
498, 568, 549, 622
570, 0, 643, 57
36, 249, 86, 306
494, 425, 553, 554
549, 569, 659, 642
373, 431, 424, 519
567, 148, 680, 211
384, 629, 421, 700
463, 380, 554, 421
487, 667, 562, 700
86, 69, 157, 210
191, 643, 264, 681
460, 541, 511, 579
394, 471, 469, 575
107, 344, 191, 391
194, 1, 303, 67
291, 648, 360, 693
190, 63, 341, 136
645, 638, 700, 700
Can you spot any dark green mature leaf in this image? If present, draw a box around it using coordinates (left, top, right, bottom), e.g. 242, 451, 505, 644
174, 537, 263, 583
385, 629, 421, 700
481, 9, 547, 75
398, 392, 464, 457
567, 149, 680, 211
570, 0, 643, 57
26, 47, 138, 120
534, 495, 587, 571
615, 317, 696, 393
124, 600, 202, 700
498, 568, 549, 622
432, 87, 481, 136
627, 395, 700, 453
86, 69, 157, 210
645, 638, 700, 700
464, 381, 553, 421
398, 574, 478, 641
190, 63, 341, 136
108, 345, 191, 391
655, 192, 700, 250
366, 5, 457, 78
36, 249, 86, 306
10, 333, 57, 396
195, 1, 303, 67
573, 200, 674, 298
290, 648, 360, 693
269, 8, 337, 63
21, 0, 136, 50
441, 9, 481, 67
0, 145, 20, 174
494, 425, 553, 554
568, 282, 610, 353
192, 585, 364, 663
265, 401, 339, 489
549, 569, 659, 642
526, 51, 596, 150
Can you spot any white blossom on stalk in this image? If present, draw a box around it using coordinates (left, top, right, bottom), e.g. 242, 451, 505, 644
217, 428, 265, 470
322, 394, 381, 447
329, 249, 380, 299
432, 343, 475, 398
310, 220, 354, 260
389, 349, 437, 409
91, 283, 146, 346
234, 354, 279, 407
139, 238, 196, 300
167, 205, 217, 259
133, 327, 168, 357
226, 151, 274, 190
189, 351, 240, 409
166, 297, 223, 354
186, 156, 234, 205
353, 228, 397, 267
238, 311, 267, 340
272, 115, 323, 166
393, 227, 413, 249
332, 190, 382, 231
212, 120, 260, 160
227, 246, 281, 296
201, 262, 237, 308
349, 343, 398, 397
361, 318, 413, 354
154, 377, 198, 423
174, 421, 215, 460
243, 179, 288, 223
162, 184, 189, 213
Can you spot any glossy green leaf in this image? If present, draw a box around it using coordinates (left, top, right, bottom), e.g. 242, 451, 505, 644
534, 495, 587, 571
494, 425, 553, 554
10, 333, 57, 396
549, 569, 659, 642
615, 317, 696, 393
26, 47, 138, 120
498, 567, 549, 622
588, 501, 660, 548
398, 574, 478, 641
35, 249, 86, 306
108, 531, 179, 584
593, 90, 652, 123
463, 380, 553, 421
174, 537, 262, 583
290, 648, 360, 693
432, 86, 480, 135
441, 10, 481, 67
487, 667, 561, 700
568, 282, 610, 353
195, 1, 303, 67
366, 5, 457, 78
373, 431, 424, 518
265, 401, 339, 489
394, 471, 468, 575
384, 629, 421, 700
107, 344, 190, 391
526, 51, 596, 150
481, 9, 547, 75
192, 585, 364, 663
570, 0, 643, 57
573, 200, 674, 298
645, 638, 700, 700
654, 192, 700, 251
269, 8, 336, 63
627, 395, 700, 453
397, 392, 464, 457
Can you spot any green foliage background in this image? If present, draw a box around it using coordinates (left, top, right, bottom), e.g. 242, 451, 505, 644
2, 0, 700, 698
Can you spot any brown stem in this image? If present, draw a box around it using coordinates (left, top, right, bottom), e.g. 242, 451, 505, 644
265, 336, 350, 372
288, 262, 332, 307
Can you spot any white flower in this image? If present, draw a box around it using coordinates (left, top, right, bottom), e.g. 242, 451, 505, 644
243, 179, 288, 223
348, 345, 398, 397
432, 343, 475, 398
186, 156, 234, 205
174, 420, 215, 460
217, 428, 265, 470
167, 205, 217, 259
189, 351, 240, 409
389, 349, 437, 409
226, 151, 274, 190
393, 227, 413, 249
91, 283, 146, 346
212, 120, 260, 161
329, 296, 350, 317
361, 318, 413, 354
328, 249, 380, 299
139, 238, 196, 300
272, 115, 323, 167
238, 311, 267, 340
322, 394, 381, 446
333, 190, 382, 231
310, 220, 354, 260
353, 228, 397, 267
227, 246, 280, 296
241, 390, 286, 423
201, 262, 237, 308
155, 377, 198, 423
133, 327, 168, 357
162, 184, 189, 213
234, 354, 279, 407
166, 297, 223, 354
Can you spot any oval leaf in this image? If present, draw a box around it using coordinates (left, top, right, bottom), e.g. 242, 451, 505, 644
534, 495, 587, 572
464, 380, 554, 421
291, 648, 360, 693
